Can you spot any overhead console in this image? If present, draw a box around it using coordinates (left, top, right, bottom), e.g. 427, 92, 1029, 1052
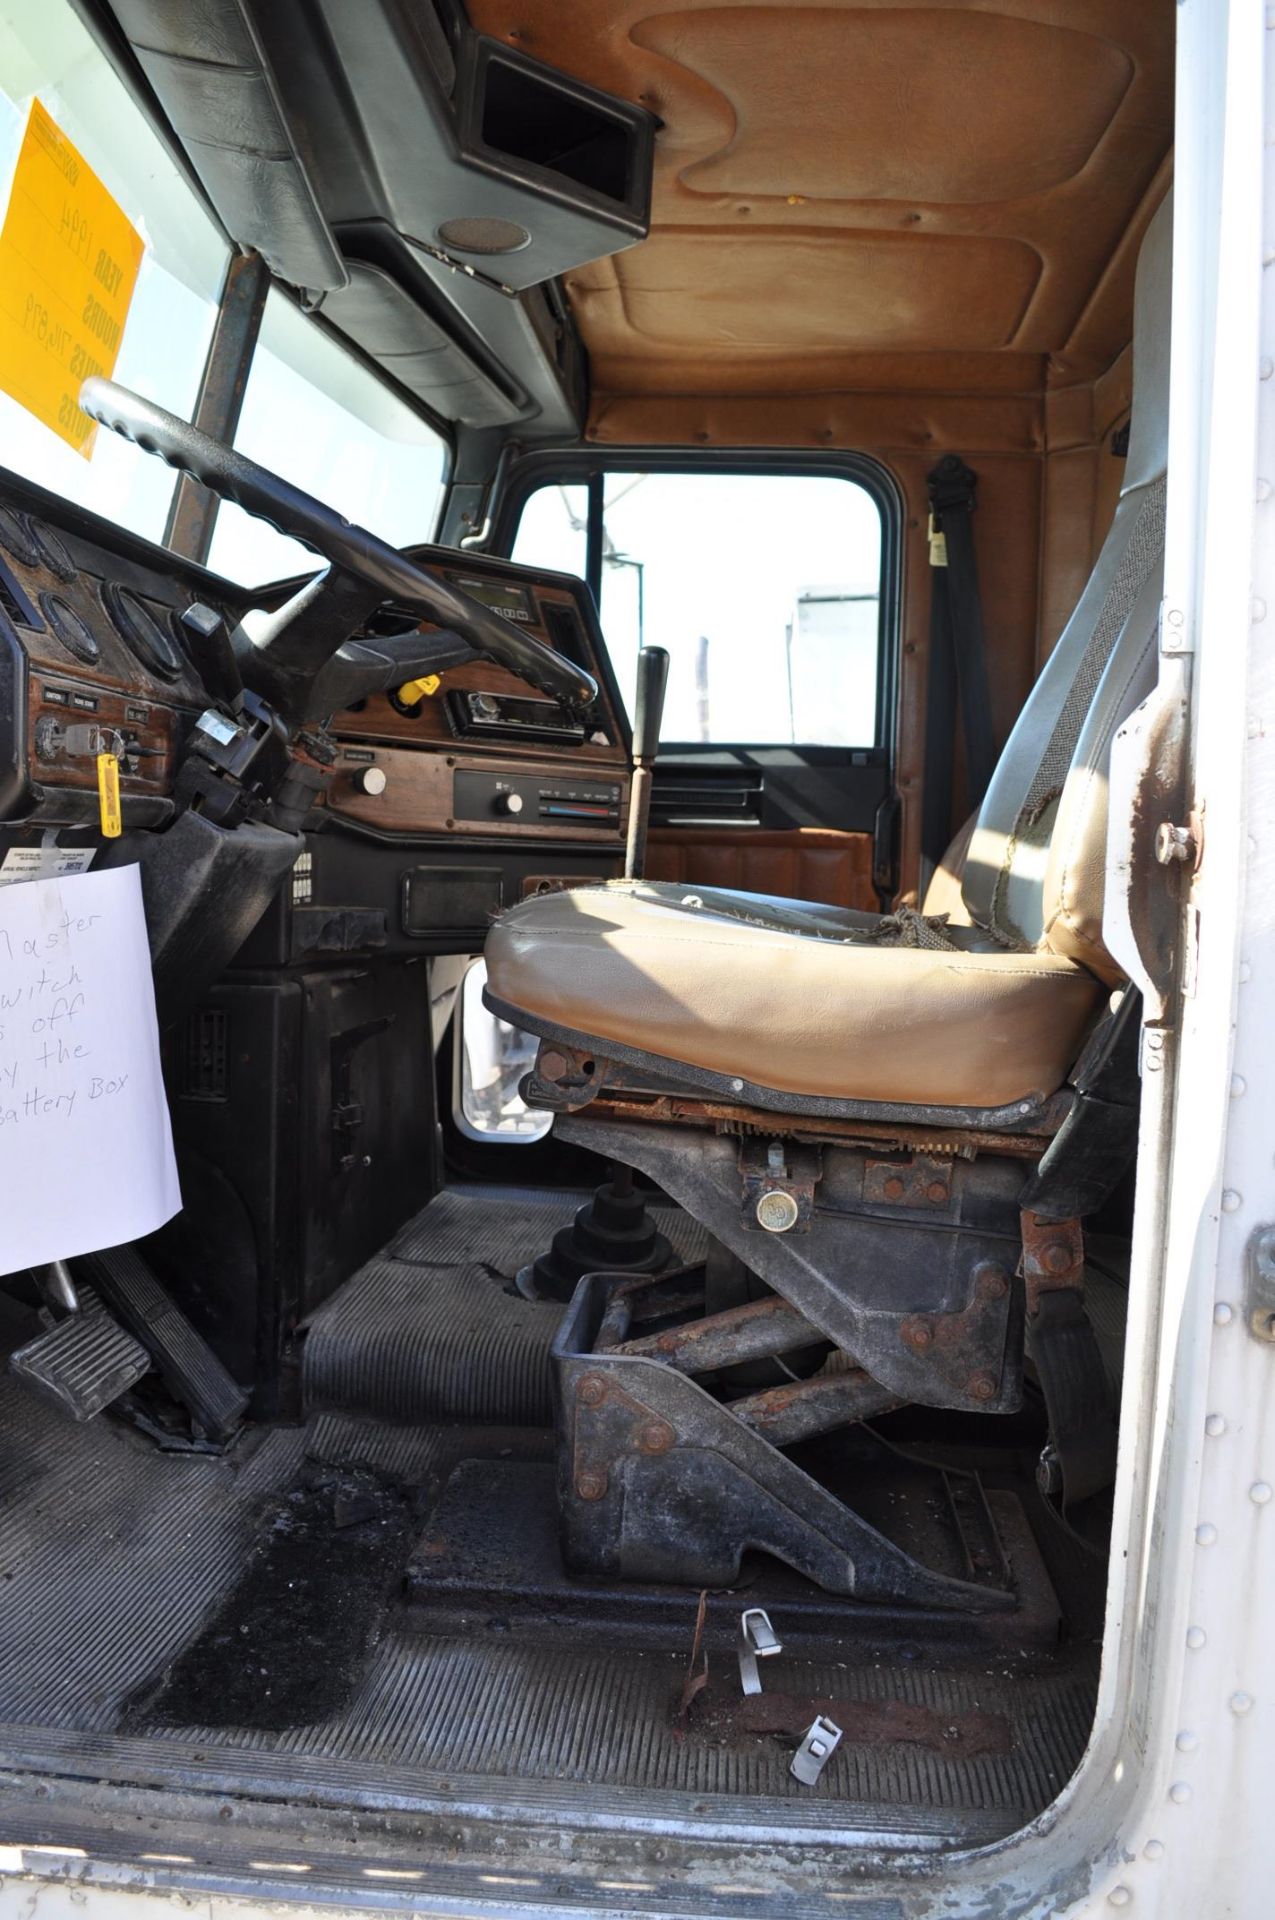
104, 0, 657, 434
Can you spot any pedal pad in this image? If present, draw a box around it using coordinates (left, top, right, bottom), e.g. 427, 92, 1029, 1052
11, 1295, 150, 1423
83, 1246, 247, 1442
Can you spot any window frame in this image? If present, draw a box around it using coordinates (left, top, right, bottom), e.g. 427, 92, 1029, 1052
490, 445, 902, 763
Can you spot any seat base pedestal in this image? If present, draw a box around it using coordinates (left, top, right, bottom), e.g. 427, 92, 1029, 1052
553, 1271, 1016, 1612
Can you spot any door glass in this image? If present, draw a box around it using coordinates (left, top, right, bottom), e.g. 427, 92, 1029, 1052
514, 470, 882, 746
511, 480, 588, 581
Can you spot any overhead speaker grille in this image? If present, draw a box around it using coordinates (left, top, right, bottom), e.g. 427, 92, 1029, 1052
437, 215, 531, 255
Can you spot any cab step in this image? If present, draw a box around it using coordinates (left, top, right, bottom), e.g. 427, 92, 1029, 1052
10, 1293, 150, 1423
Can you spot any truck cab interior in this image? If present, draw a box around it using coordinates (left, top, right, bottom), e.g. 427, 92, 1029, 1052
0, 0, 1183, 1892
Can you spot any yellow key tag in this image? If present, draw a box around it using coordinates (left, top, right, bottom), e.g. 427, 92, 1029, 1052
96, 751, 122, 838
397, 673, 441, 706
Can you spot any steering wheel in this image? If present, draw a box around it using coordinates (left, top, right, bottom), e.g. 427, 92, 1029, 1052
79, 377, 597, 720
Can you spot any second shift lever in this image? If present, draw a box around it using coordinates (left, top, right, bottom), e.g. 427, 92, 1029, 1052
624, 645, 669, 881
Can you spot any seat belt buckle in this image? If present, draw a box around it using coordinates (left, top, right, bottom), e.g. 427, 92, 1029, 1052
927, 512, 948, 567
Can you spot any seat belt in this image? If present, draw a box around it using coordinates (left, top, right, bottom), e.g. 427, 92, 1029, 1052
919, 456, 996, 886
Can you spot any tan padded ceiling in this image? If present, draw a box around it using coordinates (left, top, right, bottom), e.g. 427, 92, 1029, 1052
467, 0, 1174, 399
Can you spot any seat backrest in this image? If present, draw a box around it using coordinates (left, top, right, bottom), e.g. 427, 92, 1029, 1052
961, 190, 1172, 983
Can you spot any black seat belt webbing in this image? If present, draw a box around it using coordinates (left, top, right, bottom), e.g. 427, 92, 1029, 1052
920, 455, 996, 875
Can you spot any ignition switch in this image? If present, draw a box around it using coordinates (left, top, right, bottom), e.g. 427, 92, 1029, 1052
35, 718, 126, 764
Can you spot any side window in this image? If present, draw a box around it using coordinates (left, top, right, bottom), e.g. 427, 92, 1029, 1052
512, 471, 883, 747
455, 959, 551, 1143
510, 481, 588, 581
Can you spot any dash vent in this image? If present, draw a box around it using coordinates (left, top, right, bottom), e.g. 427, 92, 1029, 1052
0, 557, 38, 629
650, 771, 763, 827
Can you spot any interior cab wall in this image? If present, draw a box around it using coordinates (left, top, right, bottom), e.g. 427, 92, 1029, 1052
479, 168, 1167, 902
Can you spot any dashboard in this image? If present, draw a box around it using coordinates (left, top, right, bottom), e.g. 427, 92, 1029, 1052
0, 476, 625, 837
0, 474, 630, 941
324, 566, 629, 844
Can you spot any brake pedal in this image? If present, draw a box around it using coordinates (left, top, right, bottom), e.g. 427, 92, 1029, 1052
83, 1246, 247, 1441
11, 1296, 150, 1423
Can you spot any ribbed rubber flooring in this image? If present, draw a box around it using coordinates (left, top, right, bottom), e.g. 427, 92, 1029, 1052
0, 1365, 1095, 1829
0, 1368, 304, 1729
0, 1189, 1104, 1842
303, 1185, 708, 1426
305, 1406, 555, 1480
147, 1624, 1096, 1816
1084, 1263, 1129, 1393
385, 1183, 710, 1271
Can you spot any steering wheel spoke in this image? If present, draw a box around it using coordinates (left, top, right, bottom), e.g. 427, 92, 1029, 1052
79, 377, 598, 725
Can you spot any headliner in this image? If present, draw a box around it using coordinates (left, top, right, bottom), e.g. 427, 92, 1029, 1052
468, 0, 1174, 402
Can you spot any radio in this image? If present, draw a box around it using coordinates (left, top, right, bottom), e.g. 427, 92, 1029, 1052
453, 768, 622, 827
446, 688, 607, 747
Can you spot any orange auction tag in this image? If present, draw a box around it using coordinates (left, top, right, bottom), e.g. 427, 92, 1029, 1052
0, 99, 143, 456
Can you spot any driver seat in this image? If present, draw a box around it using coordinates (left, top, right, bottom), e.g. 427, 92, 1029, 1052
485, 191, 1171, 1123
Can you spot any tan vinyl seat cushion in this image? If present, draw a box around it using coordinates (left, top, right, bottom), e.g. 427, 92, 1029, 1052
485, 881, 1105, 1111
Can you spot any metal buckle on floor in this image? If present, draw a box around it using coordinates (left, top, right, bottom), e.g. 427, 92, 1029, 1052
791, 1714, 843, 1785
737, 1607, 782, 1695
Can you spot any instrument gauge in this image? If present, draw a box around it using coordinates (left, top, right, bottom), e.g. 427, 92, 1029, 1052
39, 591, 100, 667
0, 506, 40, 568
101, 581, 186, 682
30, 522, 76, 581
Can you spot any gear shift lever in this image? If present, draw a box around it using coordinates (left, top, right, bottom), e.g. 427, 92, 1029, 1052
624, 645, 669, 881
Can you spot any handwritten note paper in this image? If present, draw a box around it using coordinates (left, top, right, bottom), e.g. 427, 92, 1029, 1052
0, 866, 180, 1275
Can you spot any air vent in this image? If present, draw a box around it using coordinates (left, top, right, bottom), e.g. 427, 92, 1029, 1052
0, 558, 37, 629
540, 602, 590, 669
181, 1007, 228, 1102
650, 771, 764, 827
478, 52, 634, 206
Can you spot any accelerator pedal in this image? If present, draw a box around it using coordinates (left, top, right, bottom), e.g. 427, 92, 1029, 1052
83, 1246, 247, 1441
11, 1291, 150, 1422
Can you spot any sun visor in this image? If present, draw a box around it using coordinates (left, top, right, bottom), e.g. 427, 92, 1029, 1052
106, 0, 349, 293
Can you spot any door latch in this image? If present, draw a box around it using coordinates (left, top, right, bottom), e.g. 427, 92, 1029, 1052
1245, 1227, 1275, 1343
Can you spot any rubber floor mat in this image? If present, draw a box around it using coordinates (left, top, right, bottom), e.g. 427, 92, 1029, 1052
140, 1467, 418, 1732
303, 1186, 708, 1427
123, 1420, 1099, 1829
144, 1616, 1097, 1819
386, 1184, 709, 1273
0, 1367, 304, 1729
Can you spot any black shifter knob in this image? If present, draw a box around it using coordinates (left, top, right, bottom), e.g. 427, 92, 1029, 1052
632, 645, 669, 764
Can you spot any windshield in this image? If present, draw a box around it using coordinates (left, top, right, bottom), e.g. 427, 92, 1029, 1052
0, 0, 448, 572
206, 292, 449, 587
